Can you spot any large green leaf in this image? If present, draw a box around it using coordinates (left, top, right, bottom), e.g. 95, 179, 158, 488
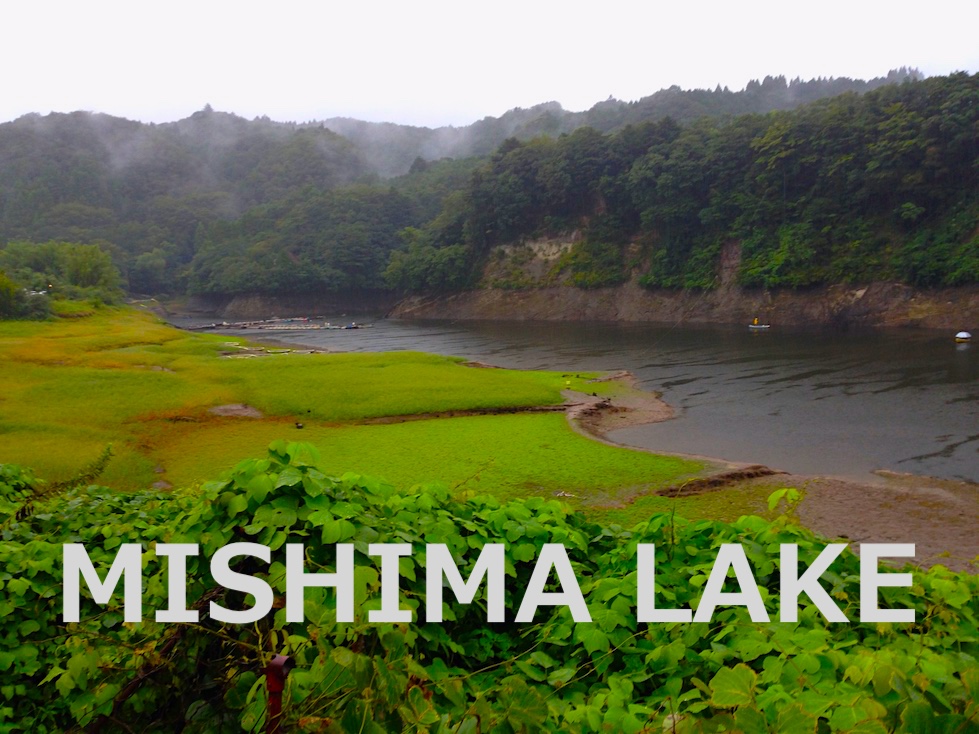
709, 664, 757, 708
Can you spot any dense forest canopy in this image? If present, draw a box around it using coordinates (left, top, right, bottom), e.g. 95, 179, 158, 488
394, 71, 978, 293
382, 71, 979, 294
1, 68, 976, 301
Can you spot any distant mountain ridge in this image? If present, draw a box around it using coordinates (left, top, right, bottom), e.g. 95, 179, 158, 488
5, 66, 963, 302
319, 67, 924, 175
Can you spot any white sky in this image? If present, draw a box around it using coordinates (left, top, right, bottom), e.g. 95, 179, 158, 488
3, 0, 978, 128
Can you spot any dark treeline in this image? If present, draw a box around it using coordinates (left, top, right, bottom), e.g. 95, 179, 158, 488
387, 72, 979, 293
1, 69, 976, 301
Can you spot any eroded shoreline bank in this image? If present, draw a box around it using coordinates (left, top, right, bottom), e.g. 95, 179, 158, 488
390, 281, 979, 330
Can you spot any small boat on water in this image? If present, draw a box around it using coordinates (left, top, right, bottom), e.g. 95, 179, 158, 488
955, 331, 972, 343
749, 317, 770, 331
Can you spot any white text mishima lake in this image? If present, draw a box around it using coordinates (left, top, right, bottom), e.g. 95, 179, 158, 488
62, 542, 916, 625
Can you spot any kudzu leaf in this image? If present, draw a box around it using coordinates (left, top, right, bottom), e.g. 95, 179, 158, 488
897, 701, 944, 734
226, 494, 248, 517
709, 664, 757, 707
511, 543, 536, 562
735, 705, 767, 732
547, 667, 576, 687
7, 577, 29, 596
514, 661, 546, 681
768, 489, 789, 511
331, 646, 355, 668
529, 651, 557, 669
253, 505, 296, 528
18, 620, 40, 636
274, 467, 303, 489
777, 703, 818, 734
338, 520, 357, 541
55, 671, 76, 697
245, 474, 272, 504
577, 627, 610, 655
302, 473, 327, 497
318, 520, 340, 544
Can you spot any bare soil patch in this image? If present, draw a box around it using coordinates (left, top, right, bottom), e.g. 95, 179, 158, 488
743, 473, 979, 573
219, 340, 327, 358
207, 404, 264, 418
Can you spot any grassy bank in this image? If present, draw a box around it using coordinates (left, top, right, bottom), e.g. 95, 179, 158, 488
0, 307, 761, 523
155, 412, 756, 519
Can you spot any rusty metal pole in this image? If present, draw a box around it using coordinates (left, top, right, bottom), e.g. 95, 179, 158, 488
265, 654, 295, 734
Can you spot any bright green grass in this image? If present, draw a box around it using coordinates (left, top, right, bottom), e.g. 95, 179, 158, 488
49, 299, 98, 317
156, 413, 704, 504
0, 307, 780, 526
0, 309, 614, 485
6, 363, 209, 427
215, 352, 572, 421
0, 308, 581, 417
154, 412, 768, 526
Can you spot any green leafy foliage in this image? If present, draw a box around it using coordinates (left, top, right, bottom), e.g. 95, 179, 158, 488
0, 271, 25, 318
556, 240, 628, 289
190, 185, 418, 295
1, 445, 976, 732
0, 240, 123, 306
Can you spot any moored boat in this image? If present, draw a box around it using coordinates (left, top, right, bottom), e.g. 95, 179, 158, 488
955, 331, 972, 343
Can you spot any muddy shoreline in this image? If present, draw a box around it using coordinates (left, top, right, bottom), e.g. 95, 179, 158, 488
566, 372, 978, 572
155, 278, 979, 331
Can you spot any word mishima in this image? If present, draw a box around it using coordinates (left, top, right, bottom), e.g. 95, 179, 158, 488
62, 542, 916, 625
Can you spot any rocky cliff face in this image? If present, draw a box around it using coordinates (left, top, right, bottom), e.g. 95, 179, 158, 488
391, 280, 979, 330
391, 236, 979, 329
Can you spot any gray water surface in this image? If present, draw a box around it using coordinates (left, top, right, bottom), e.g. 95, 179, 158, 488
176, 317, 979, 483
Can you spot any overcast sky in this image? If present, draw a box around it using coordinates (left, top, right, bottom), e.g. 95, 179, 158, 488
4, 0, 978, 128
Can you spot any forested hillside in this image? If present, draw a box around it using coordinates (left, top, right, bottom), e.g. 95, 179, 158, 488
386, 72, 979, 294
1, 69, 976, 303
0, 107, 367, 294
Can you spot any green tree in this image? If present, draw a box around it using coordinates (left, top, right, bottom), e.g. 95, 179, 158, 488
129, 247, 168, 294
62, 243, 122, 290
0, 270, 19, 317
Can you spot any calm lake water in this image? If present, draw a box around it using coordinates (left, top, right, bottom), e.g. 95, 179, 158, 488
174, 317, 979, 484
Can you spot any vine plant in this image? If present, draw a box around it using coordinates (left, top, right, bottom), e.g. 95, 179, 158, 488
0, 443, 976, 732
